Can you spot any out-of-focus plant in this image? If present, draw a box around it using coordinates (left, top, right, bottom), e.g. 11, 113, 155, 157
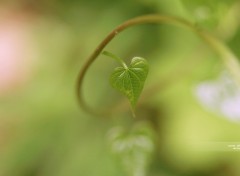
181, 0, 236, 28
108, 122, 155, 176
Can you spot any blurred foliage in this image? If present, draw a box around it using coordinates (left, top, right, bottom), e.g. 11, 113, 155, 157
0, 0, 240, 176
108, 122, 155, 176
181, 0, 236, 28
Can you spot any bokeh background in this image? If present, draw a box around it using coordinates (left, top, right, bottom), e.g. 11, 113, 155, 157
1, 0, 240, 176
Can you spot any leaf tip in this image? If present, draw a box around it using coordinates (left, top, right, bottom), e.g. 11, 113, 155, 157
131, 107, 136, 118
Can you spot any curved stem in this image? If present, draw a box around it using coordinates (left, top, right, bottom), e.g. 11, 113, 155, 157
76, 14, 240, 116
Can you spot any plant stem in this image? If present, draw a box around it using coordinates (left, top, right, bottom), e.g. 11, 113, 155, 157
76, 14, 240, 116
102, 51, 128, 69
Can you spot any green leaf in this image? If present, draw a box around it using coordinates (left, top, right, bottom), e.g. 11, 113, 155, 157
110, 57, 149, 111
108, 123, 155, 176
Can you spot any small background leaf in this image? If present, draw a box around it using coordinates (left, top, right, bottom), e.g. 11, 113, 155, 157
107, 122, 155, 176
110, 57, 149, 109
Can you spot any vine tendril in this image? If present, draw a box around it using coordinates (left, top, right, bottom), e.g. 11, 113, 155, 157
76, 14, 240, 116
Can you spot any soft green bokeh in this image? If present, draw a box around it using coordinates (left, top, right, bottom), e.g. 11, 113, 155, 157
0, 0, 240, 176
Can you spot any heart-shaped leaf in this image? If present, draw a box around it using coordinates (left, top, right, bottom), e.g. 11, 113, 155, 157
110, 57, 149, 110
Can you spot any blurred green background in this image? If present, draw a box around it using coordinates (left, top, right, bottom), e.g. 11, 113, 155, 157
0, 0, 240, 176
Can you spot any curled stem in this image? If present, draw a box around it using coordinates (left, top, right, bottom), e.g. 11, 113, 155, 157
76, 14, 240, 116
